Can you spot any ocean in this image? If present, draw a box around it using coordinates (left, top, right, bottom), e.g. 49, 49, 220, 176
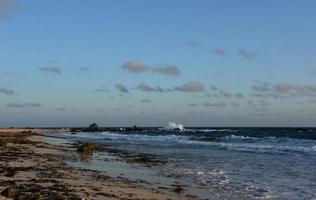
46, 128, 316, 199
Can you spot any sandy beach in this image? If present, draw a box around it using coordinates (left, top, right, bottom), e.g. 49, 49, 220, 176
0, 128, 198, 200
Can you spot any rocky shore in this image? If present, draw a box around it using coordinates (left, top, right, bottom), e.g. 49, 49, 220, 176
0, 128, 199, 200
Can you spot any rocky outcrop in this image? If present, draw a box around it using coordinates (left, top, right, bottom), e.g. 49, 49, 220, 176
88, 123, 99, 132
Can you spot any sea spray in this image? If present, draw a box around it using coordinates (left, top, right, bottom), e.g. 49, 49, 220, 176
166, 122, 184, 131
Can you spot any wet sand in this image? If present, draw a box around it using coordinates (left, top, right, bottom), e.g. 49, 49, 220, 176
0, 128, 199, 200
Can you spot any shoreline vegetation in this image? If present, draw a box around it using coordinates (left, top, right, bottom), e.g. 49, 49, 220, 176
0, 127, 199, 200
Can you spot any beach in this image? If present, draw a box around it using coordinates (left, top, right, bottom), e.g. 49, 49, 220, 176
0, 128, 197, 200
1, 127, 316, 200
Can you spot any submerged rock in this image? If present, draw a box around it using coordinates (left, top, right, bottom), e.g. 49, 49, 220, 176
77, 143, 96, 155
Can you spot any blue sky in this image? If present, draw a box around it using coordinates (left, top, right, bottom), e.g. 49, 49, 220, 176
0, 0, 316, 127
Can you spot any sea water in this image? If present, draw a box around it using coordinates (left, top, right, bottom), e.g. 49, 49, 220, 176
47, 128, 316, 199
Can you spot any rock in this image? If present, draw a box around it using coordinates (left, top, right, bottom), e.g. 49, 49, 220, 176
1, 187, 17, 198
77, 143, 96, 155
70, 128, 81, 132
88, 123, 99, 131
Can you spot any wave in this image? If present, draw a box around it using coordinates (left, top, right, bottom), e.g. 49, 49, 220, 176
57, 131, 316, 155
187, 138, 316, 155
185, 128, 238, 133
62, 131, 191, 144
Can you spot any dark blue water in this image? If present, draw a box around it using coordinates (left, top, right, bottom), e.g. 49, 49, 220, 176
48, 128, 316, 199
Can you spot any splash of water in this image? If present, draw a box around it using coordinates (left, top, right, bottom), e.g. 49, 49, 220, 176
166, 122, 184, 131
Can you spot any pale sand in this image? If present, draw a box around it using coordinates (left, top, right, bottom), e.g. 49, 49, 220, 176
0, 129, 199, 200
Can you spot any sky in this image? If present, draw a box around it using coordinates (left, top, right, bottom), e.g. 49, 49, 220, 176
0, 0, 316, 127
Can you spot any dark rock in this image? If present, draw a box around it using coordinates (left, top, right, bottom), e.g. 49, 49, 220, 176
70, 128, 81, 132
88, 123, 99, 132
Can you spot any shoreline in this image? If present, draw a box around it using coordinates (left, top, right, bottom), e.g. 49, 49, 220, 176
0, 128, 200, 200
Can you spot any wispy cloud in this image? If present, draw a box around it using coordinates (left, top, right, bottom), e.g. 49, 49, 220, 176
248, 82, 316, 98
115, 84, 129, 93
231, 102, 240, 107
0, 88, 15, 96
79, 67, 89, 72
209, 85, 218, 91
309, 70, 316, 75
152, 65, 180, 76
56, 107, 67, 111
248, 100, 269, 107
219, 90, 233, 98
6, 102, 42, 108
252, 82, 269, 92
174, 81, 205, 92
137, 83, 164, 92
0, 0, 20, 19
235, 93, 244, 98
238, 49, 256, 59
141, 99, 151, 103
122, 60, 181, 76
202, 101, 226, 107
3, 71, 19, 76
94, 86, 109, 93
274, 83, 316, 97
186, 40, 200, 48
40, 66, 62, 75
122, 60, 150, 73
212, 48, 226, 56
310, 99, 316, 104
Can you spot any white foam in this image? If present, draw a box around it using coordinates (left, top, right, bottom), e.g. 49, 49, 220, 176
165, 122, 185, 131
61, 131, 316, 155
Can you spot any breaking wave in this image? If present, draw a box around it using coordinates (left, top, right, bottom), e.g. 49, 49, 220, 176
57, 131, 316, 155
